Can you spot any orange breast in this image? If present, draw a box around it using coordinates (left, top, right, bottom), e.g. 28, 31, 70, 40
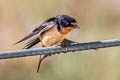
61, 27, 75, 34
40, 27, 65, 47
40, 26, 75, 47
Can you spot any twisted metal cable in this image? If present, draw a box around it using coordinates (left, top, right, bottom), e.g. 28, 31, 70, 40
0, 39, 120, 59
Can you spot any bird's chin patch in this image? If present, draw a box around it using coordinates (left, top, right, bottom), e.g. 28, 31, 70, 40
61, 27, 75, 34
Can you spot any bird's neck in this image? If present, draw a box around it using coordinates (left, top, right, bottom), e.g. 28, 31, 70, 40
60, 27, 75, 35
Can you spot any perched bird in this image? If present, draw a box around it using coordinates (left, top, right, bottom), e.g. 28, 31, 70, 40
14, 15, 80, 72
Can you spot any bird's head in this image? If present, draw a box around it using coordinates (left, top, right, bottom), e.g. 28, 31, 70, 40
56, 15, 80, 34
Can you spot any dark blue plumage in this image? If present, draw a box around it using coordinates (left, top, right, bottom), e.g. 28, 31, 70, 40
56, 15, 77, 27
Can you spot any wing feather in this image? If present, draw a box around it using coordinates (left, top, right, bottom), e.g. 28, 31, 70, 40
23, 37, 40, 49
14, 18, 57, 45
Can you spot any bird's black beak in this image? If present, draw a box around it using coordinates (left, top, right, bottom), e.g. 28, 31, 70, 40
74, 25, 80, 29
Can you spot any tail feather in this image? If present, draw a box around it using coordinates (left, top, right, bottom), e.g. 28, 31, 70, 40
14, 31, 39, 45
23, 37, 40, 49
37, 55, 48, 73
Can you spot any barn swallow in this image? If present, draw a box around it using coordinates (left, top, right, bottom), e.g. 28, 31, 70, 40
14, 15, 80, 72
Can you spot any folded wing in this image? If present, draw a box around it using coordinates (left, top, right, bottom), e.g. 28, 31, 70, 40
14, 17, 57, 45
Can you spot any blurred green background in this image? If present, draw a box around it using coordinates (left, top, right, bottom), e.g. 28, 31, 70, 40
0, 0, 120, 80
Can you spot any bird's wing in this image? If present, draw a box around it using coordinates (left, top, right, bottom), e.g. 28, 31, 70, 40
23, 37, 40, 49
14, 19, 57, 45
